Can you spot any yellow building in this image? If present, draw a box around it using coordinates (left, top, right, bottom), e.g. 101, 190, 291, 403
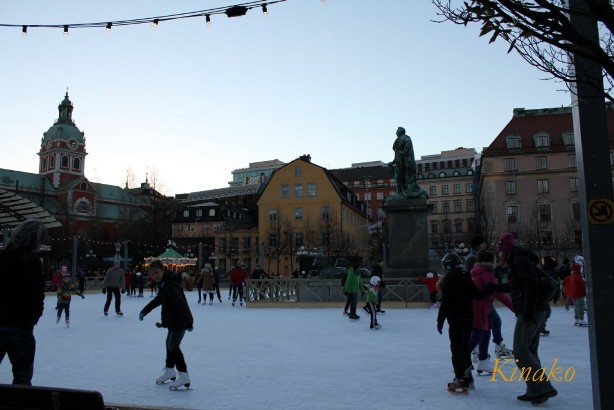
257, 155, 368, 276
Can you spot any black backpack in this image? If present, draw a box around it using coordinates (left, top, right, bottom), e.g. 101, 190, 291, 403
510, 247, 560, 302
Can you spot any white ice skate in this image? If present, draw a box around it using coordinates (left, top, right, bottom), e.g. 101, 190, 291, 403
576, 319, 588, 327
156, 367, 176, 385
477, 359, 494, 375
495, 343, 513, 358
169, 372, 191, 390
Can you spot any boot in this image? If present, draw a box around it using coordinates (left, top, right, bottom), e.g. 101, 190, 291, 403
169, 372, 190, 389
477, 359, 493, 374
495, 343, 513, 358
156, 367, 176, 384
447, 378, 469, 393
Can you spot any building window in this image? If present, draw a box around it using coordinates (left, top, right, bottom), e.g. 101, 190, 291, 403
294, 184, 303, 197
454, 219, 463, 233
439, 172, 446, 178
568, 154, 576, 168
269, 209, 277, 222
562, 132, 574, 146
294, 166, 302, 177
465, 183, 473, 194
196, 209, 203, 217
537, 179, 550, 193
219, 238, 226, 249
209, 209, 216, 217
466, 200, 474, 212
506, 206, 518, 223
376, 192, 384, 200
364, 192, 371, 201
187, 225, 194, 232
442, 185, 449, 195
570, 178, 578, 192
453, 171, 460, 176
243, 237, 251, 251
539, 204, 552, 222
295, 232, 304, 247
429, 186, 437, 196
431, 222, 439, 234
231, 238, 239, 251
454, 200, 462, 212
432, 203, 438, 214
50, 155, 55, 168
503, 158, 516, 171
541, 231, 553, 246
321, 206, 330, 220
505, 181, 517, 195
536, 156, 547, 170
453, 184, 461, 194
61, 155, 69, 168
307, 183, 317, 197
572, 202, 581, 221
280, 184, 290, 198
294, 207, 303, 221
268, 233, 278, 247
442, 201, 450, 213
534, 133, 550, 148
183, 210, 189, 217
506, 135, 522, 149
73, 157, 81, 170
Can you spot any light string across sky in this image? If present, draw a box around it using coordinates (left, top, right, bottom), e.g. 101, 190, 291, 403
0, 0, 287, 35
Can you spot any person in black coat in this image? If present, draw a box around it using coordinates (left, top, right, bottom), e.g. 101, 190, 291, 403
0, 219, 47, 385
140, 260, 194, 388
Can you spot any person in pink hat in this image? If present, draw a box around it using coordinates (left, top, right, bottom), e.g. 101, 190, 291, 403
495, 232, 557, 405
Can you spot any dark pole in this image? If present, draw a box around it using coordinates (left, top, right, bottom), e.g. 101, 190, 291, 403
568, 1, 614, 409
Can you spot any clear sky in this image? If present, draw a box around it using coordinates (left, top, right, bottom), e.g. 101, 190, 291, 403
0, 0, 571, 196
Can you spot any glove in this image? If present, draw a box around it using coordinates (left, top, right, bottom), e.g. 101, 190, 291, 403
121, 289, 126, 294
155, 322, 162, 328
187, 327, 193, 332
102, 288, 106, 295
437, 322, 443, 334
139, 313, 145, 321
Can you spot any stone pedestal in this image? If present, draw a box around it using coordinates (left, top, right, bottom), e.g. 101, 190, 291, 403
383, 198, 432, 278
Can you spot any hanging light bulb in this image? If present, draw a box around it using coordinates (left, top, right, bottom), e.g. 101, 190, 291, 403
205, 14, 212, 27
63, 25, 69, 36
262, 4, 269, 17
21, 25, 27, 37
152, 19, 159, 28
106, 22, 112, 32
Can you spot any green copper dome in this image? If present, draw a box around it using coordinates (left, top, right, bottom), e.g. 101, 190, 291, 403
42, 92, 85, 144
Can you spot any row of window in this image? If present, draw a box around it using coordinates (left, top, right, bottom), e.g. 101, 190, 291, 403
504, 178, 578, 195
428, 183, 473, 196
430, 199, 475, 214
40, 155, 81, 172
430, 218, 475, 235
503, 154, 577, 171
505, 202, 580, 223
280, 183, 317, 198
505, 132, 574, 150
419, 170, 474, 179
267, 231, 328, 248
419, 158, 471, 172
269, 206, 331, 222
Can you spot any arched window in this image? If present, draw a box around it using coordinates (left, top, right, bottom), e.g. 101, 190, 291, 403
80, 182, 87, 191
61, 155, 69, 168
439, 172, 446, 178
73, 157, 81, 170
41, 157, 47, 171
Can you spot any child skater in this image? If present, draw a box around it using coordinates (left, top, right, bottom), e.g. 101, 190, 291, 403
437, 253, 491, 393
367, 276, 382, 330
56, 273, 85, 327
419, 272, 440, 309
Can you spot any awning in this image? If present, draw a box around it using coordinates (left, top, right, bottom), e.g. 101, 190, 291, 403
0, 188, 62, 229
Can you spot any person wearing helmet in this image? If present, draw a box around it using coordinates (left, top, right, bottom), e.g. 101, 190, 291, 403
419, 272, 440, 308
366, 276, 382, 330
436, 252, 492, 393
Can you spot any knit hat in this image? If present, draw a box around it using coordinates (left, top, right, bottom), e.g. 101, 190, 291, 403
574, 255, 584, 265
426, 272, 434, 278
470, 235, 486, 249
496, 232, 516, 254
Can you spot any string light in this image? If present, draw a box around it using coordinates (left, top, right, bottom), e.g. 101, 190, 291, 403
21, 25, 27, 36
1, 0, 287, 35
152, 19, 159, 28
262, 4, 269, 17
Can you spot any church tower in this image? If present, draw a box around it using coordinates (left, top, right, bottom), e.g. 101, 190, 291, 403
38, 92, 87, 188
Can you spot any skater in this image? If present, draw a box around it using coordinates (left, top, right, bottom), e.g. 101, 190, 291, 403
562, 263, 587, 326
211, 264, 222, 303
193, 269, 203, 304
135, 270, 145, 297
495, 232, 558, 404
367, 276, 382, 330
56, 273, 85, 327
140, 260, 194, 390
344, 264, 367, 320
229, 263, 246, 306
436, 253, 491, 393
0, 219, 47, 385
468, 250, 513, 375
370, 259, 386, 313
341, 268, 351, 316
419, 272, 440, 308
102, 259, 125, 316
201, 264, 215, 305
125, 269, 133, 297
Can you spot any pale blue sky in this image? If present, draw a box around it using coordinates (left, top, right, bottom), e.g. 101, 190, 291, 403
0, 0, 570, 195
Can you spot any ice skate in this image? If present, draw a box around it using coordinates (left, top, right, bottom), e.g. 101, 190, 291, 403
430, 303, 438, 309
576, 319, 588, 327
495, 343, 513, 358
208, 300, 213, 305
56, 317, 60, 325
370, 323, 382, 330
156, 367, 176, 385
447, 378, 469, 393
116, 312, 123, 317
169, 372, 191, 390
65, 320, 70, 328
477, 358, 494, 375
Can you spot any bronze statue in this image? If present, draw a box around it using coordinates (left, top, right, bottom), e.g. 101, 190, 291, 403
388, 127, 428, 199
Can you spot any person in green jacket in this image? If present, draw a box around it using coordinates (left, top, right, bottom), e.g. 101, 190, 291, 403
343, 264, 366, 320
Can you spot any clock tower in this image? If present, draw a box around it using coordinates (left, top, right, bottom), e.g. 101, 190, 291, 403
38, 92, 87, 188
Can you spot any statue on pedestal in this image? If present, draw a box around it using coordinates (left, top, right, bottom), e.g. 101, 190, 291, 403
388, 127, 428, 200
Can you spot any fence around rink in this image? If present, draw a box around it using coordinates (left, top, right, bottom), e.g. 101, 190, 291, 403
244, 278, 433, 307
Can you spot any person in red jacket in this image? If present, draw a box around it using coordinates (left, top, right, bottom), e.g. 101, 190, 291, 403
562, 263, 587, 326
228, 263, 247, 306
419, 272, 440, 308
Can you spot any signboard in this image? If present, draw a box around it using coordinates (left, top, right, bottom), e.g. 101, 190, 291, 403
588, 199, 614, 224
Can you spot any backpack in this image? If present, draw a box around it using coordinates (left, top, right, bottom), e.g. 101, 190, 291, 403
510, 247, 560, 302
